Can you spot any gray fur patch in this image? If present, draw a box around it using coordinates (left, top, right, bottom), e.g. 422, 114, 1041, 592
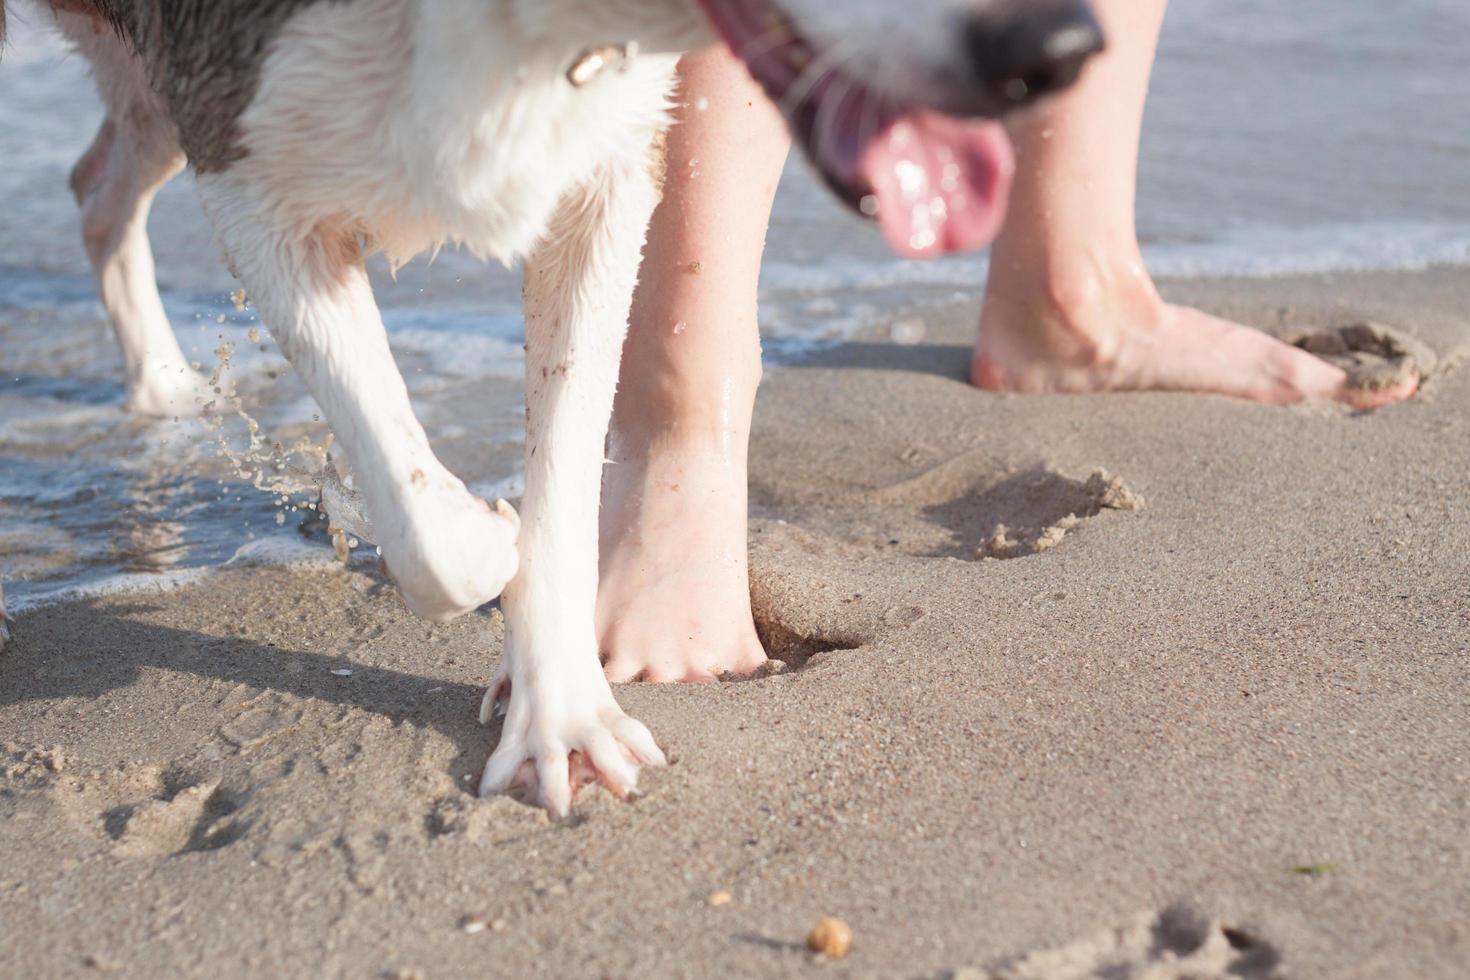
67, 0, 350, 172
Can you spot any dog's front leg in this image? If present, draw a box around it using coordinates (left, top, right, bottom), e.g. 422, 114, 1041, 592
195, 177, 520, 621
477, 158, 667, 816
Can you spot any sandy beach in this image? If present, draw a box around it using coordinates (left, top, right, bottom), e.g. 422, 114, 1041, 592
1, 265, 1466, 978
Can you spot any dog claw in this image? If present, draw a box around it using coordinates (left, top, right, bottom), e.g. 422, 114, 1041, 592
477, 687, 510, 725
478, 672, 512, 725
478, 687, 665, 815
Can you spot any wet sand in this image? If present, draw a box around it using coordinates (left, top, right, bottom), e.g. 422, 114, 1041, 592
2, 267, 1468, 979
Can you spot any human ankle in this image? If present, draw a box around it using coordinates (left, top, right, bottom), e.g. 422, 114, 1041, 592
608, 397, 753, 462
986, 246, 1162, 358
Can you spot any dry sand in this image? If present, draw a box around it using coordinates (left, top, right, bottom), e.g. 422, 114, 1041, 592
2, 267, 1468, 979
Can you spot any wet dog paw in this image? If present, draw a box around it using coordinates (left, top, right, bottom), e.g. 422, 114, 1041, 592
477, 673, 664, 818
388, 494, 520, 622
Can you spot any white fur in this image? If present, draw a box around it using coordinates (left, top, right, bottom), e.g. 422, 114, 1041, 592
25, 0, 709, 812
50, 10, 204, 416
195, 0, 703, 811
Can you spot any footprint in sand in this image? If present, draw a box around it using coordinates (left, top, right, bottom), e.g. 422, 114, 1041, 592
1289, 320, 1437, 393
976, 469, 1145, 561
954, 902, 1283, 980
2, 744, 251, 857
107, 777, 248, 857
218, 689, 304, 750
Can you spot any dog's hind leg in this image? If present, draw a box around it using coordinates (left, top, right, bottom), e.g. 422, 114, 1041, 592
60, 16, 201, 416
194, 176, 520, 622
476, 155, 668, 817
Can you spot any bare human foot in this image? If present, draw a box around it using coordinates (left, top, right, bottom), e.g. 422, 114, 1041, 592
591, 47, 787, 685
596, 443, 766, 683
970, 0, 1417, 413
971, 253, 1419, 410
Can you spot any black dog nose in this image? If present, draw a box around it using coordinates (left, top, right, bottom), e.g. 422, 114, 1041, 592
967, 0, 1106, 108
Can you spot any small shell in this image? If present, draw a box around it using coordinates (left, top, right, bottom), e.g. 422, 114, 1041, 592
458, 913, 492, 934
708, 890, 733, 907
806, 917, 852, 959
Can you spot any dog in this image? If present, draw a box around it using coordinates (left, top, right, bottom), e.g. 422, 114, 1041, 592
2, 0, 1102, 813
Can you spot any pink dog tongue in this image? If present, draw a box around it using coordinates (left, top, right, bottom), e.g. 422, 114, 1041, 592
858, 111, 1016, 259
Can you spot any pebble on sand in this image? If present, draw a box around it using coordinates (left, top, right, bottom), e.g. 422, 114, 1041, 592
806, 917, 853, 959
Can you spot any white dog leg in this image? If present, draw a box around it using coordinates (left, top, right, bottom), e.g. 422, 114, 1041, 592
62, 18, 199, 416
194, 177, 520, 621
478, 158, 667, 816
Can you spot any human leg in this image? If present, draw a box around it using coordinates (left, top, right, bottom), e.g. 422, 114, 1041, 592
972, 0, 1416, 409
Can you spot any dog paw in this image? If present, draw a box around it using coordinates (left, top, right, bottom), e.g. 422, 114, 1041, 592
388, 493, 521, 622
123, 367, 213, 418
477, 674, 665, 818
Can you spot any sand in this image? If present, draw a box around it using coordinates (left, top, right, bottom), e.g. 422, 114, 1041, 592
2, 266, 1468, 979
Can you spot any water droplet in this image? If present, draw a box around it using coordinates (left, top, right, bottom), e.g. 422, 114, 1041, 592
672, 321, 688, 336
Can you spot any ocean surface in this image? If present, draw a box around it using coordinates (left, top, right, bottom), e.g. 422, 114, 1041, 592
3, 1, 1470, 611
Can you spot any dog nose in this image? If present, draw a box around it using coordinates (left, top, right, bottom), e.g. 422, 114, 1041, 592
967, 0, 1106, 108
